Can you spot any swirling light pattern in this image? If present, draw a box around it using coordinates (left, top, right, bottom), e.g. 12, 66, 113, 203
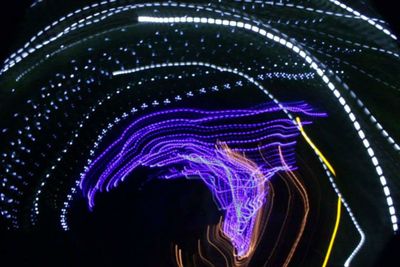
80, 103, 324, 257
0, 0, 399, 266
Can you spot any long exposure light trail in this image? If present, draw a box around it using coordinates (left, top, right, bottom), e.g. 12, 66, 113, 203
0, 1, 398, 266
278, 146, 310, 267
295, 117, 336, 176
81, 102, 324, 257
296, 116, 344, 266
322, 196, 342, 267
136, 14, 397, 232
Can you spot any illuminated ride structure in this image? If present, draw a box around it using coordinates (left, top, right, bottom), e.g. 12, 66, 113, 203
0, 1, 399, 266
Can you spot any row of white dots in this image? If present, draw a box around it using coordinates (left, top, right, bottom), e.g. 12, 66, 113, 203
329, 0, 397, 40
137, 13, 398, 234
114, 60, 366, 266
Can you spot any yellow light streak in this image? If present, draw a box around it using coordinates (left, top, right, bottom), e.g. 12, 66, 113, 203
322, 196, 342, 267
295, 117, 342, 266
296, 117, 336, 176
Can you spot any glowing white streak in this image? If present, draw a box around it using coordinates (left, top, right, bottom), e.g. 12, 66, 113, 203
113, 60, 367, 266
135, 15, 398, 235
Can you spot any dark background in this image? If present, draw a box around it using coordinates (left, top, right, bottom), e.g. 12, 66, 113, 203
0, 1, 398, 266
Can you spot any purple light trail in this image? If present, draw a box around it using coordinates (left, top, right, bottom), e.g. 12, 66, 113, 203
80, 101, 325, 257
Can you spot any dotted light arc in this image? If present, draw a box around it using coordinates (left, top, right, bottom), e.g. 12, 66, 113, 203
112, 60, 365, 266
328, 0, 398, 40
2, 2, 398, 153
0, 2, 396, 265
136, 14, 398, 233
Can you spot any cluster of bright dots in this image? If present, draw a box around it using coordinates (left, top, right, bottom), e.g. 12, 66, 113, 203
328, 0, 397, 40
16, 29, 311, 228
81, 58, 361, 266
59, 59, 310, 232
234, 0, 385, 23
0, 1, 398, 266
2, 1, 397, 115
77, 8, 399, 262
79, 102, 324, 256
296, 26, 400, 60
60, 73, 247, 230
2, 0, 397, 76
137, 15, 398, 233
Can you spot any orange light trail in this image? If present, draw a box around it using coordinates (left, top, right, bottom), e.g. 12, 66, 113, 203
174, 244, 184, 267
206, 222, 230, 267
220, 143, 267, 262
197, 239, 215, 267
259, 147, 294, 267
278, 146, 310, 267
262, 176, 292, 267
